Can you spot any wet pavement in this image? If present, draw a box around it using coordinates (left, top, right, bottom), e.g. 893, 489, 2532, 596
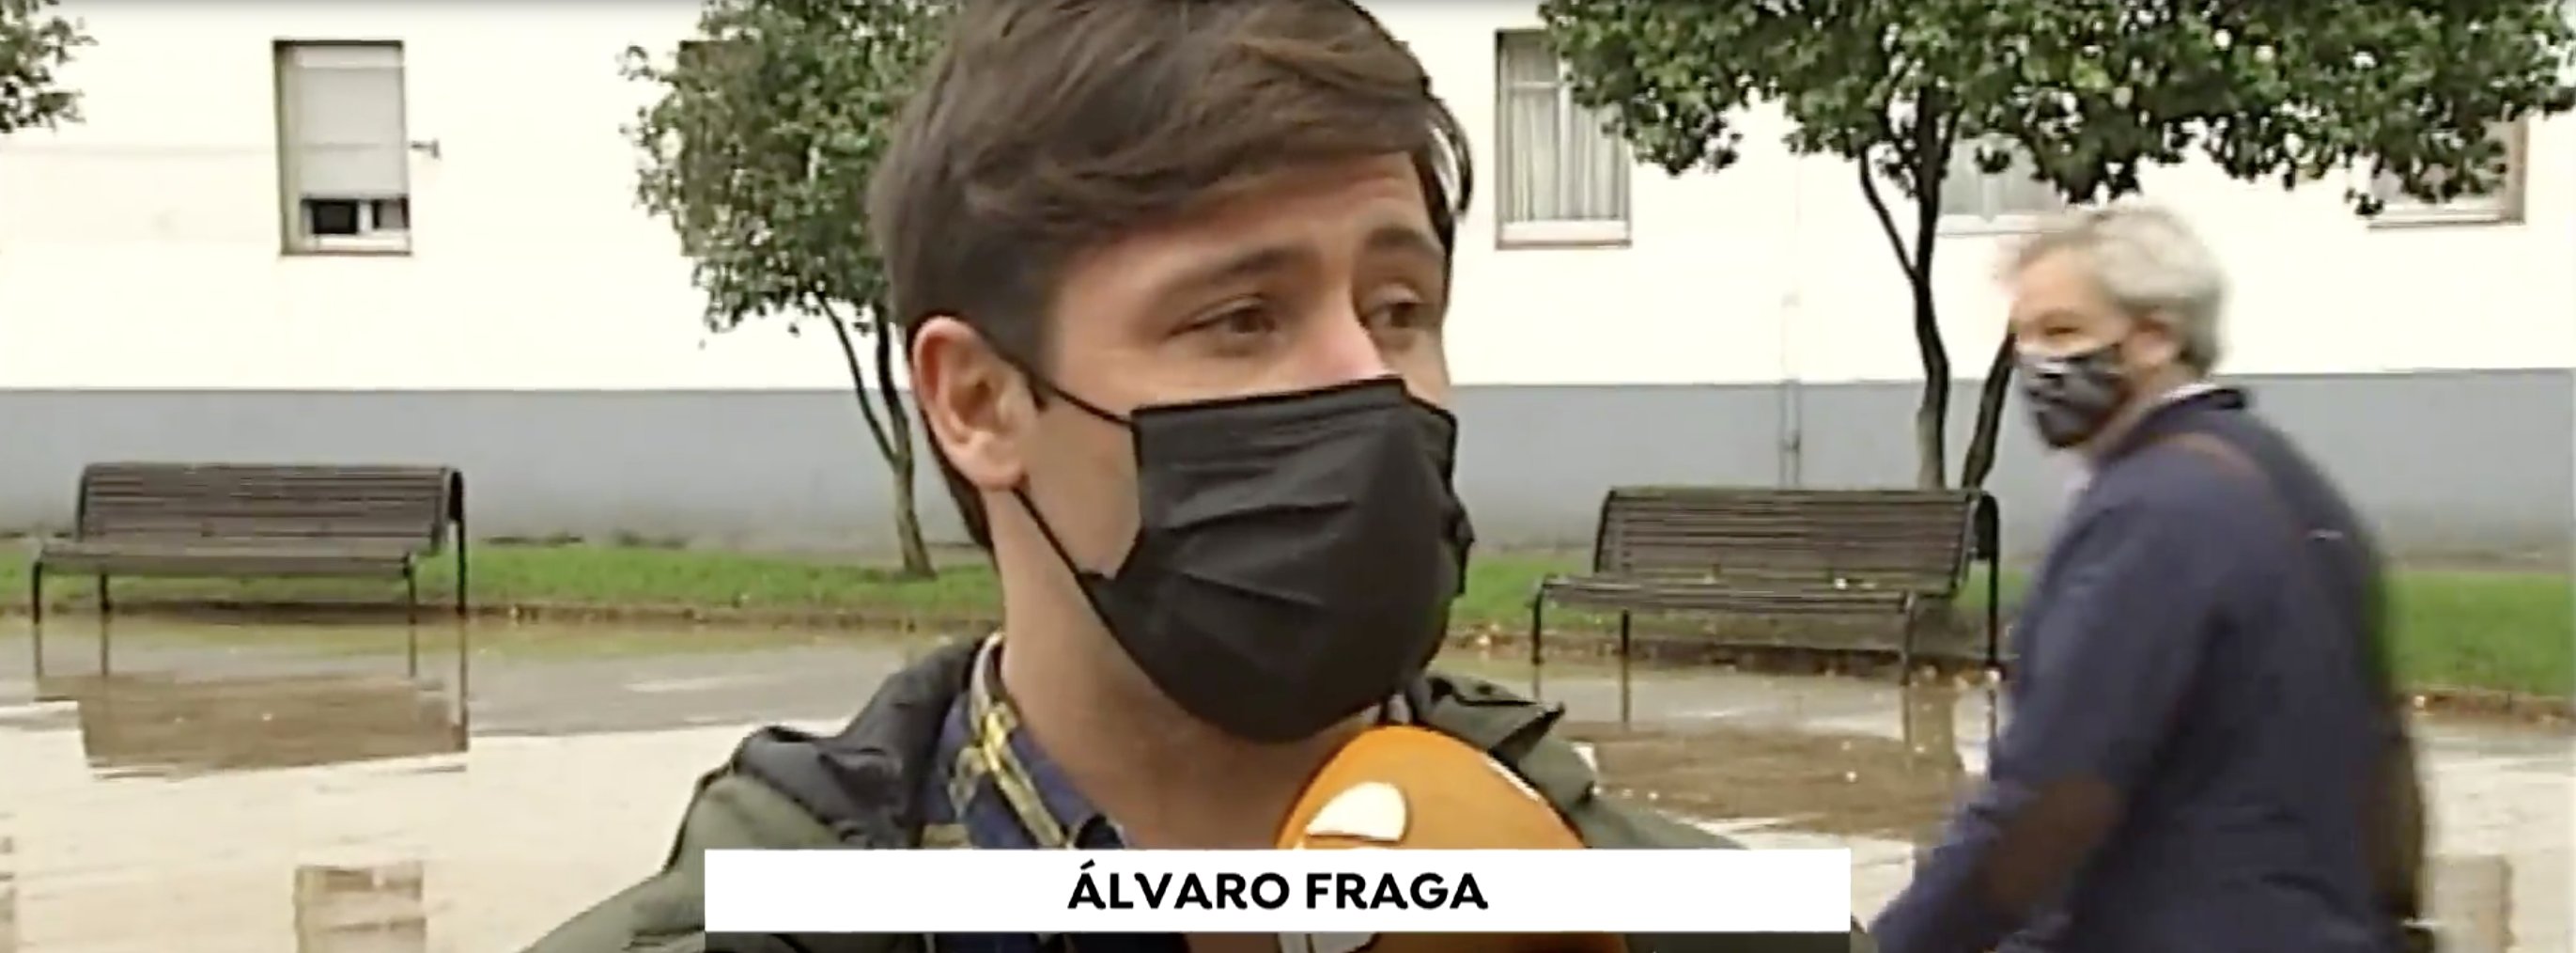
0, 620, 2567, 953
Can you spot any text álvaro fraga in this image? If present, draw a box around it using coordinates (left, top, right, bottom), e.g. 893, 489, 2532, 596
1064, 860, 1491, 912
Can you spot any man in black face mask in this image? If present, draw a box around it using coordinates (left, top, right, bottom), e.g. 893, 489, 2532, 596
1871, 204, 2426, 953
518, 3, 1865, 953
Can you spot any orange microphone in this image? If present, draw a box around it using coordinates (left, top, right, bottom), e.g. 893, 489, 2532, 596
1274, 726, 1626, 953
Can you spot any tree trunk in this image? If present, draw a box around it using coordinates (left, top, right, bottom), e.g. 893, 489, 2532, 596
1857, 124, 1957, 492
824, 305, 937, 579
1957, 334, 2017, 490
890, 473, 933, 579
1907, 270, 1950, 490
872, 324, 935, 579
1896, 106, 1958, 490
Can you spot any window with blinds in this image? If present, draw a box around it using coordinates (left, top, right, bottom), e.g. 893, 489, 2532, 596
1938, 137, 2065, 232
275, 41, 413, 253
2367, 119, 2530, 227
1493, 30, 1631, 247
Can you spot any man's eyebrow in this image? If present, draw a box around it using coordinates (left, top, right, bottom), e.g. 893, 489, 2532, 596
1171, 244, 1305, 293
1362, 223, 1445, 262
1163, 224, 1442, 298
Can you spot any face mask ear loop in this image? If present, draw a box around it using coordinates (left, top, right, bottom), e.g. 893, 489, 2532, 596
988, 344, 1127, 428
997, 360, 1130, 585
1008, 484, 1136, 647
985, 345, 1136, 590
1010, 485, 1090, 581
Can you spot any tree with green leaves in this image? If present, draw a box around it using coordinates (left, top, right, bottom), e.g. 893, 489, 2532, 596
624, 0, 949, 576
1, 0, 89, 136
1540, 0, 2575, 490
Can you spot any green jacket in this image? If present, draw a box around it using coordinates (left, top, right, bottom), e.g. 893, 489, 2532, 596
520, 641, 1871, 953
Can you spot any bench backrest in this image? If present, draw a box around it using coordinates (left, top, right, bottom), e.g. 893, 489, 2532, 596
73, 462, 462, 547
1589, 485, 1994, 596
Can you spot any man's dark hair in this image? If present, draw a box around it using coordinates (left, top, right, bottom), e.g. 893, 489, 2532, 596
869, 0, 1473, 549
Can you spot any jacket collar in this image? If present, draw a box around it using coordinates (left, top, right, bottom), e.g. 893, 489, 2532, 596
728, 637, 982, 848
2096, 383, 2248, 467
724, 636, 1448, 849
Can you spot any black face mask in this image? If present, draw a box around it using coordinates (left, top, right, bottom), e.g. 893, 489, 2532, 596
1014, 376, 1475, 743
2018, 340, 2133, 449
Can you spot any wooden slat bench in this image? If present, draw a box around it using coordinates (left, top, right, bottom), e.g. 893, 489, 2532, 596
25, 463, 469, 635
1529, 486, 2000, 720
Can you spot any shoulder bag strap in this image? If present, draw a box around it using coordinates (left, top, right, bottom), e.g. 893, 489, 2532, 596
2159, 432, 2430, 945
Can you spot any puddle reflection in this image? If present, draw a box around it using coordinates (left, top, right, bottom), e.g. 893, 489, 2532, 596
2429, 854, 2517, 953
1561, 679, 1992, 840
41, 672, 463, 780
294, 861, 427, 953
1900, 680, 1969, 866
2, 836, 17, 953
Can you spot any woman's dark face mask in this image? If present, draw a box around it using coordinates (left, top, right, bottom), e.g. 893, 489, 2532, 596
1012, 374, 1476, 742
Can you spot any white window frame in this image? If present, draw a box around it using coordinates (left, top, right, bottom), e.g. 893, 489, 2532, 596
1937, 137, 2064, 235
2365, 119, 2529, 227
274, 40, 414, 255
1494, 30, 1631, 247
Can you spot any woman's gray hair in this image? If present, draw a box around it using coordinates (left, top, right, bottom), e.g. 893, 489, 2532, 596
2006, 202, 2228, 371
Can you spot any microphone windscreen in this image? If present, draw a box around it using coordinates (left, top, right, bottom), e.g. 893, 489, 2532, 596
1279, 726, 1583, 851
1274, 726, 1625, 953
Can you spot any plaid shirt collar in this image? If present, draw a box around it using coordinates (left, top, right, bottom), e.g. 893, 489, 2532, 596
928, 636, 1125, 850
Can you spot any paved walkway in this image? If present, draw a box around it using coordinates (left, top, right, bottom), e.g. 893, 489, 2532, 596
0, 628, 2565, 952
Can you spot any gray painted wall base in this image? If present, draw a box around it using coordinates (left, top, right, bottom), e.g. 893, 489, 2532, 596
3, 369, 2566, 561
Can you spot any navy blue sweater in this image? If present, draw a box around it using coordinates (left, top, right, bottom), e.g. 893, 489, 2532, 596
1870, 389, 2398, 953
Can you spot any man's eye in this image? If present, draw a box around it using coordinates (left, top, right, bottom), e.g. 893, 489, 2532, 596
1367, 299, 1424, 328
1190, 304, 1281, 341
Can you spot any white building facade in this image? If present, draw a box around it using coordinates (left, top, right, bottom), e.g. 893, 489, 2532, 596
1, 2, 2568, 555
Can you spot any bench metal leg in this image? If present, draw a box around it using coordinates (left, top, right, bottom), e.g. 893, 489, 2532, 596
27, 566, 42, 680
404, 570, 422, 680
1616, 611, 1634, 727
1898, 620, 1917, 686
1527, 597, 1547, 701
454, 534, 470, 618
1983, 551, 2004, 674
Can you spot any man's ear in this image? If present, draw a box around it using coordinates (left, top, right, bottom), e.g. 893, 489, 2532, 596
2128, 314, 2186, 372
910, 316, 1034, 493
